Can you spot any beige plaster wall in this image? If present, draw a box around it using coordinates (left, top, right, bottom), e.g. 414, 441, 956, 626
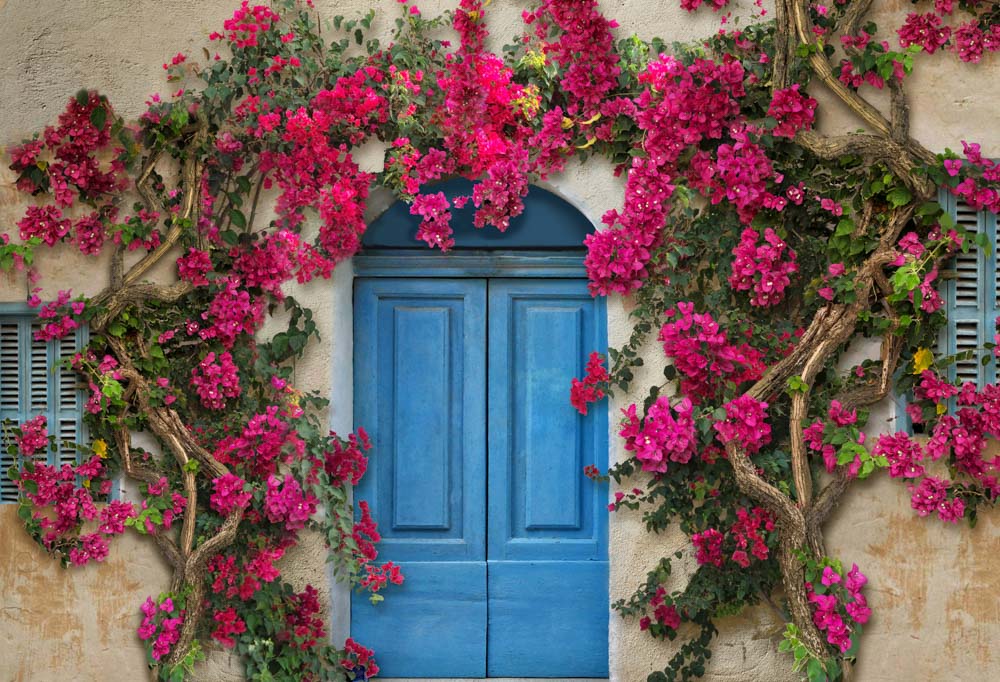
0, 1, 997, 681
0, 504, 172, 681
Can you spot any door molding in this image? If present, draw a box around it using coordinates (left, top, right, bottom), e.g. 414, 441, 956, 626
353, 249, 587, 279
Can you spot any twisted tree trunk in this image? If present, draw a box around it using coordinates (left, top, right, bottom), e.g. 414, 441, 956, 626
722, 1, 943, 670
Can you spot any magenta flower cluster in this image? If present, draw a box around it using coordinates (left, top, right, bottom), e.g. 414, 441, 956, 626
8, 91, 124, 257
806, 563, 870, 654
585, 51, 754, 294
191, 351, 241, 410
658, 302, 764, 403
691, 506, 774, 568
16, 414, 49, 456
233, 229, 306, 297
197, 278, 265, 348
210, 474, 252, 515
908, 476, 965, 522
570, 352, 609, 416
638, 585, 682, 634
713, 395, 771, 454
897, 10, 1000, 64
410, 192, 454, 251
30, 289, 84, 342
177, 247, 213, 286
215, 405, 306, 478
264, 474, 318, 532
526, 0, 621, 116
210, 0, 281, 49
211, 606, 247, 648
728, 228, 798, 307
13, 420, 128, 566
620, 397, 697, 473
208, 543, 287, 602
897, 13, 952, 54
802, 400, 866, 475
873, 432, 926, 479
322, 428, 372, 487
766, 85, 817, 138
138, 595, 185, 662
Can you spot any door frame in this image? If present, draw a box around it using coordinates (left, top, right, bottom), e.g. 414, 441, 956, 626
349, 248, 609, 681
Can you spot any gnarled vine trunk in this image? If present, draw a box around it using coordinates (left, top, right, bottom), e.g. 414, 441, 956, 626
720, 0, 941, 669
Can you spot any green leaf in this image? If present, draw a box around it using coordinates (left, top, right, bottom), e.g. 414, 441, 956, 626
834, 218, 855, 236
807, 658, 826, 682
786, 375, 808, 394
229, 209, 247, 229
102, 379, 123, 400
916, 201, 941, 216
271, 334, 289, 358
887, 186, 912, 208
90, 105, 107, 131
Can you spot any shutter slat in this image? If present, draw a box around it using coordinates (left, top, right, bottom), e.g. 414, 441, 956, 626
953, 203, 981, 308
954, 320, 981, 385
58, 419, 79, 468
29, 326, 49, 412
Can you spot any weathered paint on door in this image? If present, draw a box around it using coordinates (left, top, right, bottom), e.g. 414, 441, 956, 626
352, 277, 607, 678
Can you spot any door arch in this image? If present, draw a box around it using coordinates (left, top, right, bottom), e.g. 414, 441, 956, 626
352, 181, 608, 679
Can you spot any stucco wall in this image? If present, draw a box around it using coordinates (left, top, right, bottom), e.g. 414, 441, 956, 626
0, 1, 998, 681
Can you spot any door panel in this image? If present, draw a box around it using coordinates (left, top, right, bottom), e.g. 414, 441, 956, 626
355, 561, 487, 678
486, 279, 609, 677
487, 561, 610, 677
352, 278, 487, 677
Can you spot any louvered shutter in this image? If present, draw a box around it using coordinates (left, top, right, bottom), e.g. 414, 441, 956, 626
943, 194, 999, 387
0, 311, 86, 502
0, 320, 22, 502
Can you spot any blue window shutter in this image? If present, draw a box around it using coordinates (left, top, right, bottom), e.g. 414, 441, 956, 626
0, 320, 22, 502
989, 206, 1000, 387
0, 315, 87, 502
486, 279, 609, 678
943, 195, 997, 386
351, 278, 488, 678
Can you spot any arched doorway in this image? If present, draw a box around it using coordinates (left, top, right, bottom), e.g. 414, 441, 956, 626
352, 180, 608, 678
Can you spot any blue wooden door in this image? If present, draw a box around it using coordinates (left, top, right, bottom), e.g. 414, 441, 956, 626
352, 278, 488, 678
353, 277, 608, 678
487, 279, 608, 677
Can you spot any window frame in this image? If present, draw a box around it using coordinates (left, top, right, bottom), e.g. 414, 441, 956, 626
0, 302, 89, 503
